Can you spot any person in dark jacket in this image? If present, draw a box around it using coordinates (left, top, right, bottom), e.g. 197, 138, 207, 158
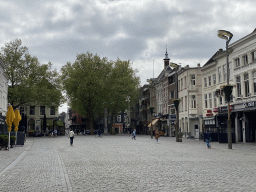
205, 131, 211, 148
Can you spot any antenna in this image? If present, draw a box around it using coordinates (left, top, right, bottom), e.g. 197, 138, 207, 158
153, 59, 154, 78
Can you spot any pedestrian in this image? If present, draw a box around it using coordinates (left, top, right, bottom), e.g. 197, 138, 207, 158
131, 129, 136, 140
205, 130, 211, 148
68, 129, 75, 146
155, 129, 160, 143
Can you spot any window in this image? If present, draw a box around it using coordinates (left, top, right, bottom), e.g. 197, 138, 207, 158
181, 78, 183, 90
178, 80, 180, 91
184, 76, 186, 88
170, 91, 175, 99
243, 55, 248, 65
191, 95, 196, 108
204, 78, 207, 87
117, 115, 121, 122
185, 96, 187, 111
236, 76, 241, 97
191, 74, 195, 85
40, 106, 45, 115
213, 92, 216, 107
213, 74, 216, 85
30, 106, 35, 115
208, 76, 211, 86
244, 74, 249, 97
209, 93, 212, 108
251, 51, 256, 62
204, 94, 207, 108
20, 107, 24, 114
254, 71, 256, 95
181, 97, 183, 111
50, 106, 55, 115
219, 96, 222, 105
223, 65, 227, 82
235, 58, 240, 67
218, 66, 222, 83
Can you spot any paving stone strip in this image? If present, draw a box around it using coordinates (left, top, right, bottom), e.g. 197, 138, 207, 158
0, 135, 256, 192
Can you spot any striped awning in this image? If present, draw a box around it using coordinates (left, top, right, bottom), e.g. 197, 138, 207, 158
148, 119, 159, 127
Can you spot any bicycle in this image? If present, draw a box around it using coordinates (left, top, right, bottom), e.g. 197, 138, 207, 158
95, 134, 103, 138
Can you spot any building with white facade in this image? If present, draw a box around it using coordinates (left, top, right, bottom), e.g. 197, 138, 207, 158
230, 29, 256, 143
178, 64, 202, 139
19, 105, 58, 135
0, 58, 8, 117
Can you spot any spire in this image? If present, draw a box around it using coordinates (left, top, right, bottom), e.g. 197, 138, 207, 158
164, 44, 169, 60
163, 44, 170, 68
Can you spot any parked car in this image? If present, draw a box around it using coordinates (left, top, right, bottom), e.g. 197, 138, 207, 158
33, 131, 42, 137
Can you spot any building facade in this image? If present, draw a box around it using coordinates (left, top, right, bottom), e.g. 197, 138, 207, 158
178, 64, 202, 139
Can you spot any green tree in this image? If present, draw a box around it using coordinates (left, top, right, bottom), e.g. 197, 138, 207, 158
105, 59, 140, 134
61, 52, 112, 134
0, 38, 64, 109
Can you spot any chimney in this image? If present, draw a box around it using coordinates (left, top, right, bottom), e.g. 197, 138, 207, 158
197, 63, 200, 67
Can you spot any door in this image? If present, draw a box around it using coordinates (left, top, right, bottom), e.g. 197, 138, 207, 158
195, 125, 199, 139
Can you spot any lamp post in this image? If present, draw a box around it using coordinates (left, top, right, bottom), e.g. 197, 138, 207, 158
217, 30, 233, 149
149, 107, 154, 139
170, 62, 180, 142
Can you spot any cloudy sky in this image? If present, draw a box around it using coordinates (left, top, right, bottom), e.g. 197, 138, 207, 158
1, 0, 256, 113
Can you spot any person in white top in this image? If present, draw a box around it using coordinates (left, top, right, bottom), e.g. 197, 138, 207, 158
68, 129, 75, 146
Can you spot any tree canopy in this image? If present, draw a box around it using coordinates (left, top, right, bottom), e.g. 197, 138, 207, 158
0, 38, 64, 109
61, 52, 140, 133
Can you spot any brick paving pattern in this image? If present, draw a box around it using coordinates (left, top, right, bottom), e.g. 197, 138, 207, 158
0, 135, 256, 192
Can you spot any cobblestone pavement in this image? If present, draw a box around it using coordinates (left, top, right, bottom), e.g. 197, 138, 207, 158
0, 135, 256, 192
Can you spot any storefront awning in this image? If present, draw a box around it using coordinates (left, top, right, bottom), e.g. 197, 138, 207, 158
148, 119, 159, 127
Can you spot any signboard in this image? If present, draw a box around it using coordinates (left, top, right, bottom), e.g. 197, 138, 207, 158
243, 101, 255, 108
218, 105, 233, 113
213, 108, 218, 113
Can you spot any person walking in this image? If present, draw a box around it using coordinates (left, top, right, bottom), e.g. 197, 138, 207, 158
205, 130, 211, 148
155, 129, 160, 143
68, 129, 75, 146
131, 129, 136, 140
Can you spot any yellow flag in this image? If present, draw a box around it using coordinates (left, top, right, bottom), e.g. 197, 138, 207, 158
13, 109, 22, 132
6, 106, 15, 132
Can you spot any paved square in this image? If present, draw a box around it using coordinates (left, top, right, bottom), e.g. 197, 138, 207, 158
0, 135, 256, 192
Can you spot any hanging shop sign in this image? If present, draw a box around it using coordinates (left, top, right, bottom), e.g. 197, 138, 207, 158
213, 108, 218, 113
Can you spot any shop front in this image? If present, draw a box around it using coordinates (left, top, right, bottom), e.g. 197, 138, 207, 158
232, 101, 256, 143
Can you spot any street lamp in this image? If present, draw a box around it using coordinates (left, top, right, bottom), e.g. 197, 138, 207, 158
217, 30, 233, 149
170, 62, 181, 142
149, 107, 154, 139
